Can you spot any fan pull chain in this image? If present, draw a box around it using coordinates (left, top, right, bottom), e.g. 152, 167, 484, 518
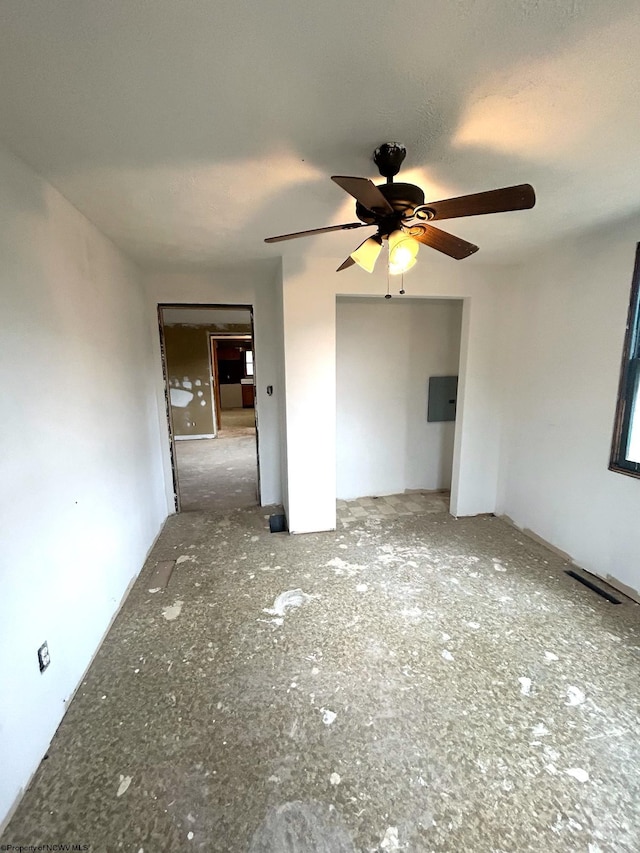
385, 261, 392, 299
399, 272, 405, 295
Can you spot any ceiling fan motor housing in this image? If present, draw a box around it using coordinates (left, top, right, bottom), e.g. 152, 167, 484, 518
355, 182, 426, 227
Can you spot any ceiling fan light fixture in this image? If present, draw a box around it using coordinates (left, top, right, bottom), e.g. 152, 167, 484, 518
350, 234, 383, 273
388, 230, 419, 275
265, 146, 536, 271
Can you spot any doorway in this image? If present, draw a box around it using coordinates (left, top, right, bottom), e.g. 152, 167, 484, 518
335, 296, 462, 510
209, 334, 256, 437
158, 304, 260, 512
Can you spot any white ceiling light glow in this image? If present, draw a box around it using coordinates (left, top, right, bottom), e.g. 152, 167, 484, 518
387, 230, 420, 275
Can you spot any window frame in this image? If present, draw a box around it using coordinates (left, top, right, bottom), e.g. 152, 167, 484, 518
610, 242, 640, 478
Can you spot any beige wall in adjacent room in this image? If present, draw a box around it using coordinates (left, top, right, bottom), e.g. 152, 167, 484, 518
164, 319, 253, 437
164, 325, 215, 437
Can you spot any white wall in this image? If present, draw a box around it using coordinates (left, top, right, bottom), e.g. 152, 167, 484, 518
497, 214, 640, 596
336, 297, 462, 499
0, 144, 167, 826
282, 256, 508, 533
143, 262, 284, 507
274, 266, 289, 521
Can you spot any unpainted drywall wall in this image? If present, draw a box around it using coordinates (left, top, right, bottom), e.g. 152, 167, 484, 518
497, 214, 640, 595
220, 384, 243, 409
164, 325, 215, 436
0, 143, 167, 826
336, 297, 462, 499
163, 317, 253, 436
144, 264, 284, 507
281, 256, 507, 533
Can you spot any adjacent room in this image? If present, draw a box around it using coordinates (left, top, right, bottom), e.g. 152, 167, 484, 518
336, 296, 462, 520
1, 2, 640, 851
160, 305, 259, 512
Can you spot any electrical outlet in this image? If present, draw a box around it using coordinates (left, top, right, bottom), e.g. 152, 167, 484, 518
37, 641, 50, 673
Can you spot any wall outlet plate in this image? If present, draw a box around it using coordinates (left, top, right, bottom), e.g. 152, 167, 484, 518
37, 641, 50, 673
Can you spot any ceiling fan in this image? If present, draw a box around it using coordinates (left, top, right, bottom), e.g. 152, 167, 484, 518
265, 143, 536, 274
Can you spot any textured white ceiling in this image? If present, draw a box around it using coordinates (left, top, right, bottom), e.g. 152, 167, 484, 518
1, 0, 640, 269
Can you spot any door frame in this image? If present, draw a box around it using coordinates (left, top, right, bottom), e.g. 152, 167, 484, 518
210, 337, 222, 429
157, 303, 259, 512
209, 333, 253, 430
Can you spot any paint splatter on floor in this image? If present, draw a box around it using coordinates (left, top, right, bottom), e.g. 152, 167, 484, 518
518, 677, 533, 695
320, 709, 337, 726
248, 802, 356, 853
380, 825, 400, 850
116, 775, 131, 797
566, 686, 586, 706
264, 589, 313, 617
161, 600, 183, 621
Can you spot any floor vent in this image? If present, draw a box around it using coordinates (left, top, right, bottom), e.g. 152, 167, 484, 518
269, 514, 287, 533
565, 570, 622, 604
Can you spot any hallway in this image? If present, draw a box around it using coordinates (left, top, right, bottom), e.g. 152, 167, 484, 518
4, 503, 640, 852
175, 430, 258, 512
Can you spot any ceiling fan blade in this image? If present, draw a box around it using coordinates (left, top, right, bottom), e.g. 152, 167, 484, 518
409, 224, 479, 259
336, 257, 356, 272
264, 222, 366, 243
331, 176, 394, 214
425, 184, 535, 221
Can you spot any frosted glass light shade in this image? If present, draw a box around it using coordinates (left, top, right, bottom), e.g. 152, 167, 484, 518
351, 235, 383, 273
388, 230, 419, 275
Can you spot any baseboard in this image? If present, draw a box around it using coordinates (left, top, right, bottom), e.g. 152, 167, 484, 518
0, 514, 169, 835
601, 574, 640, 606
499, 514, 640, 606
174, 434, 215, 441
403, 488, 451, 495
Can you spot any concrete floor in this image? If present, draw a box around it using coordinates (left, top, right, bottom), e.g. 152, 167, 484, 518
3, 503, 640, 852
176, 434, 258, 512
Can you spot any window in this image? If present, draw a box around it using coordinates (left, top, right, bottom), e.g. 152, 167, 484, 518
245, 349, 254, 377
610, 243, 640, 476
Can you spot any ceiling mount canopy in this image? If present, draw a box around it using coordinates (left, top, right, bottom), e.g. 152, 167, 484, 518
373, 142, 407, 181
265, 143, 536, 274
